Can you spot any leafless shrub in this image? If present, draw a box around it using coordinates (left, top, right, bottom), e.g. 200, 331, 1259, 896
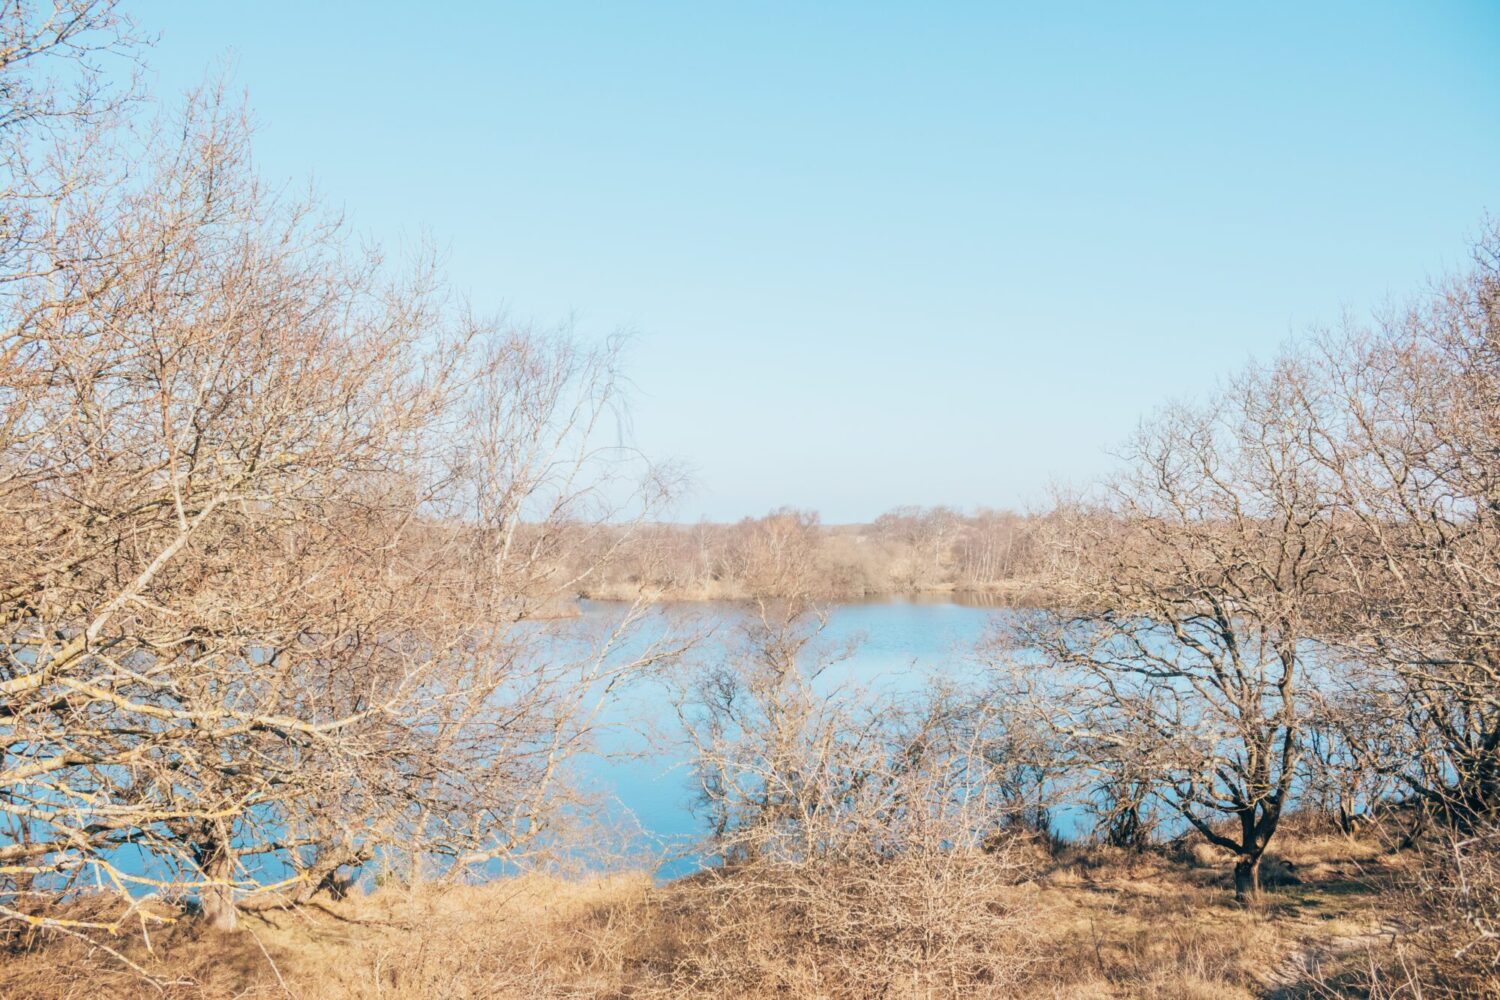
670, 845, 1034, 999
1380, 823, 1500, 997
662, 535, 1039, 996
1306, 822, 1500, 999
1087, 768, 1163, 850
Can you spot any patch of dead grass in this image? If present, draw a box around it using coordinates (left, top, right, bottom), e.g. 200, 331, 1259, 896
0, 835, 1416, 999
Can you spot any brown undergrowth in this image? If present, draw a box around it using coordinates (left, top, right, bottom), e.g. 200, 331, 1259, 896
0, 830, 1415, 1000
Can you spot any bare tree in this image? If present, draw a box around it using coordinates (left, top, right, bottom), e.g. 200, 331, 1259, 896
1007, 358, 1340, 899
0, 61, 677, 941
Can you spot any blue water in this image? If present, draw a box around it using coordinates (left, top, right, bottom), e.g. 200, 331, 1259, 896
43, 599, 1012, 895
571, 598, 1007, 877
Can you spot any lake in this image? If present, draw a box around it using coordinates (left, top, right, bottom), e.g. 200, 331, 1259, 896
569, 596, 1009, 878
59, 597, 1016, 893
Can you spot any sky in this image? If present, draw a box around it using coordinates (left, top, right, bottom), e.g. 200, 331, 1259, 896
134, 1, 1500, 523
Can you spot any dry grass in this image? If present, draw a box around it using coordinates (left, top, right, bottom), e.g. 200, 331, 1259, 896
1026, 843, 1395, 999
0, 831, 1418, 1000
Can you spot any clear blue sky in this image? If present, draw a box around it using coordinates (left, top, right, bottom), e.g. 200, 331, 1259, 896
136, 1, 1499, 522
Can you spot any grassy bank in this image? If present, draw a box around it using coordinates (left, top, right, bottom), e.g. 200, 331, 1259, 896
1, 826, 1432, 999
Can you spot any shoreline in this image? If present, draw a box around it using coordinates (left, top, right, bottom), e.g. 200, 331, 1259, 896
573, 578, 1050, 608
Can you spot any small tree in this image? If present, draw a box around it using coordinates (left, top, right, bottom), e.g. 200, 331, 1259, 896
1010, 359, 1339, 899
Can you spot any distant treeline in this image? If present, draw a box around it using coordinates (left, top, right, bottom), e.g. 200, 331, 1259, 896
566, 506, 1049, 602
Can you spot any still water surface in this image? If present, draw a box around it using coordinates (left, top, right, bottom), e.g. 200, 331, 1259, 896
90, 597, 1013, 892
572, 597, 1007, 878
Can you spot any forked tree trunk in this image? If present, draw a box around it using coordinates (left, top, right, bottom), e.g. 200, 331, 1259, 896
296, 845, 370, 903
1233, 854, 1260, 903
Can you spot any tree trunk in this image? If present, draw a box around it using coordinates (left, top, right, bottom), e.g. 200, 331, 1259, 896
1233, 854, 1260, 903
198, 836, 238, 931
